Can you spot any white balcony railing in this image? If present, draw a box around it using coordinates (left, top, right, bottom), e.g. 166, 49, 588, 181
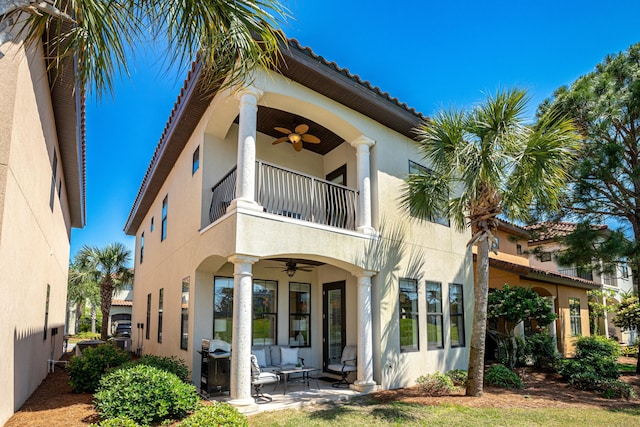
558, 267, 594, 281
209, 160, 358, 231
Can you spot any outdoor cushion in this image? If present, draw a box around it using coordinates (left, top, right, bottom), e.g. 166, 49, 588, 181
250, 354, 261, 380
253, 348, 267, 367
280, 347, 299, 365
270, 346, 282, 366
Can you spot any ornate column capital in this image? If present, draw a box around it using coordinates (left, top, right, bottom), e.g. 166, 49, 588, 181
227, 254, 260, 265
234, 86, 263, 103
349, 134, 376, 149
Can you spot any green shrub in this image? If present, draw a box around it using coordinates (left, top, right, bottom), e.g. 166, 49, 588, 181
525, 333, 560, 370
180, 402, 248, 427
446, 369, 468, 387
68, 344, 130, 393
132, 355, 190, 382
415, 372, 455, 396
597, 379, 637, 399
90, 416, 140, 427
574, 335, 621, 361
94, 365, 200, 425
485, 364, 523, 389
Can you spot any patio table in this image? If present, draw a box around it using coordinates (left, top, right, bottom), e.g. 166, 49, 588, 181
277, 367, 320, 394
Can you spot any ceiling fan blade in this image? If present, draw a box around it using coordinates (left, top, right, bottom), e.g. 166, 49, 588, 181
272, 137, 289, 145
274, 127, 292, 135
293, 140, 303, 151
302, 134, 320, 143
297, 267, 313, 272
294, 124, 309, 134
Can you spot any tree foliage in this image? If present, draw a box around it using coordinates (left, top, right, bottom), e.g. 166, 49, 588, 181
612, 296, 640, 373
0, 0, 288, 97
540, 42, 640, 271
74, 243, 133, 340
487, 284, 556, 368
402, 88, 580, 396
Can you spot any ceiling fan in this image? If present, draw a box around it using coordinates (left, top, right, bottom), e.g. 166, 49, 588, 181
266, 259, 314, 277
271, 124, 321, 152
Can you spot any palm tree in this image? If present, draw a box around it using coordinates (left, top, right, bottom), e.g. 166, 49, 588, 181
75, 243, 133, 340
0, 0, 287, 96
401, 88, 580, 396
67, 259, 100, 334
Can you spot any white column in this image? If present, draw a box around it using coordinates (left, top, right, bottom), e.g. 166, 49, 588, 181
227, 254, 259, 413
349, 135, 375, 235
547, 296, 558, 352
602, 294, 610, 338
228, 86, 263, 212
351, 271, 379, 392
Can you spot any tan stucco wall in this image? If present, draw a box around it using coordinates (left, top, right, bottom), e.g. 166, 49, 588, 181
130, 68, 473, 391
0, 36, 72, 425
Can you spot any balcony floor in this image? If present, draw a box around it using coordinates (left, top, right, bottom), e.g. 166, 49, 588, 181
205, 377, 363, 413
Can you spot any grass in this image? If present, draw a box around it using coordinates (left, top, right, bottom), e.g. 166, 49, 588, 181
618, 363, 637, 373
248, 399, 640, 427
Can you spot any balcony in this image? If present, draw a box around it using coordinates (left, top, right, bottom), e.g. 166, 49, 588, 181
209, 160, 358, 231
558, 267, 594, 282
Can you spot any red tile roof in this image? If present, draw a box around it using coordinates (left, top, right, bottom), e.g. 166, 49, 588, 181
524, 221, 608, 243
111, 300, 132, 307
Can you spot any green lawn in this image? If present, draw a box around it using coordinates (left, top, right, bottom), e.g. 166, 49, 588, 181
249, 399, 640, 427
618, 363, 637, 373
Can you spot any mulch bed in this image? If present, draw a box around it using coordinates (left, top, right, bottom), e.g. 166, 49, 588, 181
5, 356, 640, 426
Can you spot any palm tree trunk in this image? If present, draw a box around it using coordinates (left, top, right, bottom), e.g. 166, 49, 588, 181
91, 304, 96, 334
466, 237, 490, 396
100, 280, 114, 341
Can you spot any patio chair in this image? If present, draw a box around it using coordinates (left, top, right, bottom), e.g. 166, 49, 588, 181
250, 354, 280, 402
327, 345, 357, 388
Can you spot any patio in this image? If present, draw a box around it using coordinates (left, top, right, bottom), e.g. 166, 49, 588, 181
207, 378, 362, 412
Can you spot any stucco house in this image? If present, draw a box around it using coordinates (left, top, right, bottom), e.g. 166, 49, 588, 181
481, 221, 595, 357
124, 40, 473, 412
525, 222, 636, 345
0, 20, 85, 425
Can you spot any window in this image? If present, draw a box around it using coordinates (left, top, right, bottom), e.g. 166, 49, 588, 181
161, 196, 168, 241
492, 238, 499, 251
540, 252, 552, 262
150, 217, 154, 232
49, 151, 57, 211
253, 280, 277, 346
145, 293, 151, 340
140, 232, 144, 264
408, 161, 449, 226
180, 277, 190, 350
516, 244, 523, 255
449, 283, 465, 347
44, 284, 50, 340
399, 278, 419, 352
426, 281, 444, 350
569, 297, 582, 336
289, 282, 310, 347
192, 146, 200, 174
622, 263, 629, 279
213, 277, 234, 343
157, 288, 163, 343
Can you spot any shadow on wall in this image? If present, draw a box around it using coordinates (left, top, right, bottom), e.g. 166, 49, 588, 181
356, 218, 427, 389
14, 323, 65, 411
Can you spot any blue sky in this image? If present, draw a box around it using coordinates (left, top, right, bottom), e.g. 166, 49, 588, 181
69, 0, 640, 262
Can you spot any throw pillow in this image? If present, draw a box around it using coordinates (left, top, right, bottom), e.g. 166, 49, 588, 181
253, 348, 267, 367
280, 347, 299, 366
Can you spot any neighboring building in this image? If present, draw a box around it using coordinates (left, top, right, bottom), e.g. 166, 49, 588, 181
124, 40, 473, 411
526, 222, 636, 345
479, 221, 595, 357
0, 22, 85, 425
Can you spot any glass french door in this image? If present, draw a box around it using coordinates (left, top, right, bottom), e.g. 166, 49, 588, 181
323, 281, 346, 371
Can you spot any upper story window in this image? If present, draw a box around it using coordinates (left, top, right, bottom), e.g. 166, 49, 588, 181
140, 232, 144, 264
399, 278, 419, 352
539, 252, 552, 262
150, 216, 154, 232
408, 161, 450, 227
161, 196, 168, 241
516, 244, 523, 255
192, 146, 200, 175
49, 150, 58, 211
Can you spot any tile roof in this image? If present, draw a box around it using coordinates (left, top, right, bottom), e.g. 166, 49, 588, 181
524, 222, 608, 243
111, 300, 133, 307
